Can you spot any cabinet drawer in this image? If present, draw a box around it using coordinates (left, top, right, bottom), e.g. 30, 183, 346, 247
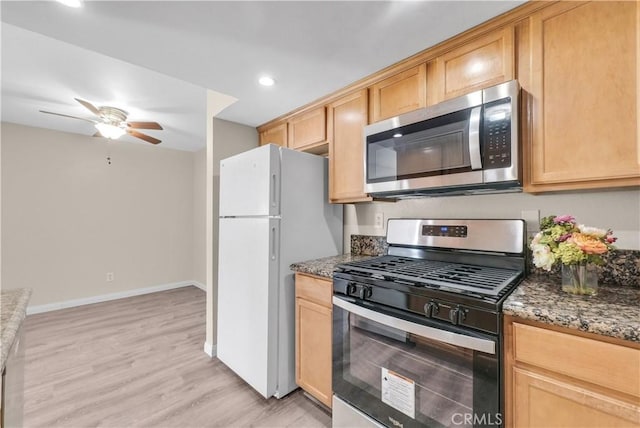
513, 323, 640, 398
295, 273, 332, 308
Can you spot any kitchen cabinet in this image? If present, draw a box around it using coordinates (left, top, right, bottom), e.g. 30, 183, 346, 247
287, 106, 328, 154
295, 273, 333, 408
504, 317, 640, 427
428, 26, 514, 104
369, 64, 427, 123
328, 89, 372, 203
259, 121, 287, 147
518, 1, 640, 192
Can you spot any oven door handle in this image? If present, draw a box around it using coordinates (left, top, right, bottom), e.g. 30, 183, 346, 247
333, 296, 496, 355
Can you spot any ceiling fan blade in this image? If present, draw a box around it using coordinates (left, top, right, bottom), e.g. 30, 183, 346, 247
127, 129, 161, 145
74, 98, 101, 116
126, 121, 163, 130
40, 110, 97, 124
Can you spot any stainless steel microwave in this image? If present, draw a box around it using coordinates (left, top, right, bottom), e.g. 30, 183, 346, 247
364, 80, 520, 198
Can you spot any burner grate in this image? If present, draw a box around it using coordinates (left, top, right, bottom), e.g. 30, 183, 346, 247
338, 255, 522, 297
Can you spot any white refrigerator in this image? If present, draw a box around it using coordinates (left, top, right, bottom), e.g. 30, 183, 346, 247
217, 144, 343, 399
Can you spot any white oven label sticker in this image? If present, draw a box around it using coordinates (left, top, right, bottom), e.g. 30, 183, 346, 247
381, 367, 415, 419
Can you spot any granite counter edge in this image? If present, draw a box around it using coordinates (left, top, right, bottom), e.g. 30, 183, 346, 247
1, 288, 32, 371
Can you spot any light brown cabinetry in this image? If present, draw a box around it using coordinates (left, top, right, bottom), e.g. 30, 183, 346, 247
504, 317, 640, 427
328, 89, 372, 203
519, 1, 640, 192
295, 273, 333, 408
428, 26, 514, 104
287, 106, 328, 154
259, 121, 287, 147
369, 64, 427, 123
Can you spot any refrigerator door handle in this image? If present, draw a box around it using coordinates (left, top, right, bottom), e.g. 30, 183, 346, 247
271, 173, 277, 208
271, 226, 277, 261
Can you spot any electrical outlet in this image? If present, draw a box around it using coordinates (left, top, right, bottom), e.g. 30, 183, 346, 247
374, 212, 384, 229
106, 272, 114, 282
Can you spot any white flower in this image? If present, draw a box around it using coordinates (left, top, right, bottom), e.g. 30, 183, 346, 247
578, 224, 607, 238
530, 232, 543, 246
531, 244, 555, 271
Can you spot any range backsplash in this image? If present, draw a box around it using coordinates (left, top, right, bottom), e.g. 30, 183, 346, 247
350, 234, 640, 288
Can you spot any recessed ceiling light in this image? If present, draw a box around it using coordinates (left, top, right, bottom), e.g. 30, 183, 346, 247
56, 0, 83, 7
258, 76, 275, 87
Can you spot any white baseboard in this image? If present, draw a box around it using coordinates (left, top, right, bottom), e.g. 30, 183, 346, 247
27, 280, 203, 315
192, 281, 206, 291
204, 341, 217, 358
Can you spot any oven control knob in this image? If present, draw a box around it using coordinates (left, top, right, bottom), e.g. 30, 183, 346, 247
346, 282, 358, 296
449, 307, 467, 325
424, 302, 439, 317
359, 285, 372, 300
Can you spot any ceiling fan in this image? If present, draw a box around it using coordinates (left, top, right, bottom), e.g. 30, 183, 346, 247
40, 98, 163, 144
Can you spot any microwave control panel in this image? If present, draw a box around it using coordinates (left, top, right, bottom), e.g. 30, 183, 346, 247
483, 99, 512, 169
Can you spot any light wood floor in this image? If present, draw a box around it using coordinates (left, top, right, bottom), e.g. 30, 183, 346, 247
22, 286, 331, 428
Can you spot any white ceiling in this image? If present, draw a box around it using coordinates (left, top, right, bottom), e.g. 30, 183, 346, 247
1, 0, 525, 151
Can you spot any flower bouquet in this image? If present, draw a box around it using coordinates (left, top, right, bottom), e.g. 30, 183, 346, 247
530, 215, 617, 295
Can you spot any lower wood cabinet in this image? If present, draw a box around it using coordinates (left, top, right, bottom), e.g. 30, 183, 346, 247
504, 316, 640, 427
295, 273, 333, 408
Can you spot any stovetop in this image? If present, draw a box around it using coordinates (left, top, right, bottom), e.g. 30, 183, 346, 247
337, 255, 522, 298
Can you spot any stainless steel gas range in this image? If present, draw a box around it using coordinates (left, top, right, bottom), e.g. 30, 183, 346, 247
332, 219, 526, 428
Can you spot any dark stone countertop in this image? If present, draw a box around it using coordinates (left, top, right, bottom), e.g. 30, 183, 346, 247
1, 288, 32, 371
504, 275, 640, 343
290, 254, 374, 279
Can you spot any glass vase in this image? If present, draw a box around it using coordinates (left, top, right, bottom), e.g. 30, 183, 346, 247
561, 263, 598, 296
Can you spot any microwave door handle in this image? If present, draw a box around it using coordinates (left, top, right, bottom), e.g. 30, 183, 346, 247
469, 106, 482, 170
333, 296, 495, 355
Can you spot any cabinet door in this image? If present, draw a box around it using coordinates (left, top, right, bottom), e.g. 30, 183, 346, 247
369, 64, 427, 123
288, 107, 327, 151
429, 26, 514, 104
328, 89, 372, 203
513, 368, 640, 428
295, 297, 332, 408
522, 1, 640, 192
259, 122, 288, 147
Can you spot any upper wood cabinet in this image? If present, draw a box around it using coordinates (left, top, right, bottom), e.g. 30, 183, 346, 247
519, 1, 640, 192
369, 64, 427, 123
288, 106, 327, 153
504, 317, 640, 427
428, 26, 514, 104
259, 122, 287, 147
328, 89, 372, 203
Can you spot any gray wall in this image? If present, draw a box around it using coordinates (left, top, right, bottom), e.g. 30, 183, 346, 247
345, 189, 640, 250
1, 122, 197, 306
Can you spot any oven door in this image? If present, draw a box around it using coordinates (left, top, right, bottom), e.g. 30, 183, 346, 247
333, 296, 501, 428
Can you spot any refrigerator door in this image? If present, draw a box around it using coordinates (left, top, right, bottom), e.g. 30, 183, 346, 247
219, 144, 281, 217
217, 216, 280, 398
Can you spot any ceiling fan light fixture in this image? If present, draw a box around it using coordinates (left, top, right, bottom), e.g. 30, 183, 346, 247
56, 0, 83, 7
258, 76, 275, 87
95, 123, 126, 139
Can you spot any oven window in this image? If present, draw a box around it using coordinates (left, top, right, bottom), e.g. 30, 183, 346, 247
333, 303, 499, 428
